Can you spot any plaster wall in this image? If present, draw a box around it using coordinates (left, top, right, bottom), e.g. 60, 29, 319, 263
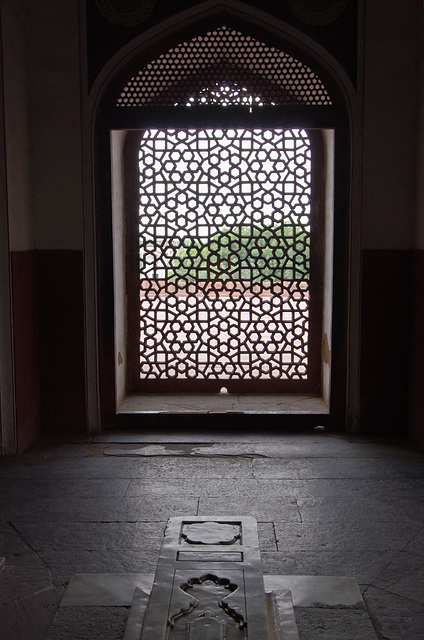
1, 0, 32, 251
415, 26, 424, 251
1, 0, 40, 452
8, 0, 88, 438
357, 1, 422, 438
24, 0, 84, 251
361, 1, 421, 250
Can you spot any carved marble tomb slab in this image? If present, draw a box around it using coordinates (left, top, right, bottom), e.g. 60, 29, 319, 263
139, 516, 271, 640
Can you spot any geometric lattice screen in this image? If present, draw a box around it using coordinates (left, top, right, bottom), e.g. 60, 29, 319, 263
137, 127, 312, 383
117, 25, 332, 108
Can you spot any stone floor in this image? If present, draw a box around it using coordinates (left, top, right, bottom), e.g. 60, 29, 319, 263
1, 428, 424, 639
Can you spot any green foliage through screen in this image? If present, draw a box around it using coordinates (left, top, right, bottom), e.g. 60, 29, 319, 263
167, 225, 309, 283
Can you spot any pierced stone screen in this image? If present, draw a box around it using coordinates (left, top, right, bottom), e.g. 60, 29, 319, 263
117, 25, 332, 108
136, 127, 312, 385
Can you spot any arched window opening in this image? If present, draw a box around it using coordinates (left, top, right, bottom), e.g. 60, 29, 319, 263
105, 20, 340, 410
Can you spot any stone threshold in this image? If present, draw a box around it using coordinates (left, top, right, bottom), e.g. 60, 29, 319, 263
117, 393, 329, 415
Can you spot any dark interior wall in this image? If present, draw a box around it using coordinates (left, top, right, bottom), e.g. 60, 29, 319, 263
0, 10, 7, 454
0, 0, 88, 451
10, 249, 87, 446
359, 1, 422, 441
11, 252, 40, 453
1, 0, 41, 453
360, 251, 412, 436
410, 33, 424, 452
37, 251, 86, 435
26, 0, 87, 441
410, 250, 424, 451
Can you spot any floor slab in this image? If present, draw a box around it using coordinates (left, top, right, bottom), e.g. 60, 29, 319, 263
61, 574, 154, 607
44, 606, 129, 640
273, 520, 423, 552
263, 575, 363, 607
261, 549, 398, 585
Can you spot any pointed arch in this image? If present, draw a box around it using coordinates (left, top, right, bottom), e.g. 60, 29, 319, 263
89, 1, 355, 116
85, 0, 357, 429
